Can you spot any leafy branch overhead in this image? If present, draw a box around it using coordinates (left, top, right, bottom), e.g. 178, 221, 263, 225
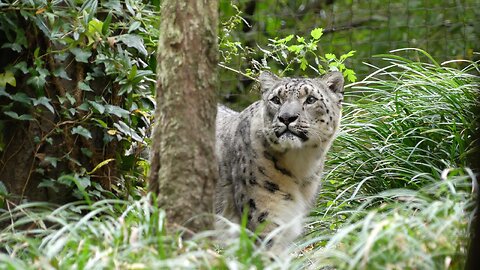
219, 11, 357, 82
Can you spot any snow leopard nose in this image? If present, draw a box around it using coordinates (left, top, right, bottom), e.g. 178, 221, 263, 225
278, 113, 298, 125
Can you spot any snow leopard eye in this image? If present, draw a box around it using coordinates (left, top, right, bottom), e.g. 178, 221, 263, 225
305, 96, 318, 104
270, 96, 281, 105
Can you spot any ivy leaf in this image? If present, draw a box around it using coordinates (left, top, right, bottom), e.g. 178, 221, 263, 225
4, 111, 34, 121
71, 125, 92, 139
0, 89, 12, 99
127, 65, 137, 81
113, 120, 142, 142
12, 92, 31, 104
32, 96, 55, 113
65, 93, 76, 105
87, 158, 115, 174
38, 179, 58, 192
105, 105, 129, 118
117, 34, 147, 55
14, 62, 28, 74
88, 100, 106, 114
70, 48, 92, 63
0, 71, 16, 87
26, 73, 47, 90
310, 28, 323, 40
53, 68, 71, 80
78, 81, 93, 92
0, 181, 8, 196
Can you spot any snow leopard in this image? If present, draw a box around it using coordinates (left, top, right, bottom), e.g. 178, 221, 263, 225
215, 71, 344, 253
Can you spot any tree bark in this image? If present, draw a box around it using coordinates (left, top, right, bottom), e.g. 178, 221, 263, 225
149, 0, 219, 232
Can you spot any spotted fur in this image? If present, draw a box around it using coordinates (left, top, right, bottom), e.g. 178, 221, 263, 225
215, 71, 344, 254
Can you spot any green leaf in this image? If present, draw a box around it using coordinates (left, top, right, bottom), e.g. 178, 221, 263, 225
310, 28, 323, 40
38, 179, 58, 192
88, 18, 103, 35
0, 181, 8, 196
105, 105, 129, 118
0, 89, 12, 99
113, 120, 142, 142
81, 147, 93, 157
12, 93, 30, 104
340, 50, 356, 61
93, 118, 108, 128
78, 81, 93, 92
53, 68, 71, 80
0, 71, 16, 87
70, 48, 92, 63
296, 36, 305, 43
300, 58, 308, 71
14, 62, 28, 74
26, 73, 47, 90
128, 65, 138, 81
117, 34, 147, 55
71, 125, 92, 139
44, 156, 59, 168
65, 93, 76, 105
4, 111, 34, 121
325, 53, 336, 60
128, 21, 141, 33
344, 69, 357, 82
76, 176, 91, 189
102, 12, 113, 35
287, 44, 304, 53
32, 96, 55, 113
88, 101, 106, 114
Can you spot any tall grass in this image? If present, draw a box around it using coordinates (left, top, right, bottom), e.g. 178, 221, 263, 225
308, 51, 479, 269
0, 52, 478, 269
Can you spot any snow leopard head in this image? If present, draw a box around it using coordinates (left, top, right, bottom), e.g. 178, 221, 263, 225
259, 71, 344, 150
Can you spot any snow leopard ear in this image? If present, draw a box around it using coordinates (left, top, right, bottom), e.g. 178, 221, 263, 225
322, 71, 344, 96
259, 71, 280, 92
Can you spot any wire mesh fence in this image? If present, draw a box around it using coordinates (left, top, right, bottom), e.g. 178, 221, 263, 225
219, 0, 479, 106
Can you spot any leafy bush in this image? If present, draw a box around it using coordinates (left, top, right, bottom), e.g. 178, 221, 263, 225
0, 0, 159, 201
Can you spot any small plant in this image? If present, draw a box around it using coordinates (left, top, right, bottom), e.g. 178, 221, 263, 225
219, 5, 356, 82
258, 28, 356, 82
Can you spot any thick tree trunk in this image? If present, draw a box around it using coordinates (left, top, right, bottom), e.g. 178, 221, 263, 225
148, 1, 219, 231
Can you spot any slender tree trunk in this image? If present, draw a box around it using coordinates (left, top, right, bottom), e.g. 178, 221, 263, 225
149, 0, 218, 232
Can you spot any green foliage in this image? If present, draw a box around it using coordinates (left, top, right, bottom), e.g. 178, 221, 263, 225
308, 52, 479, 269
263, 28, 356, 80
